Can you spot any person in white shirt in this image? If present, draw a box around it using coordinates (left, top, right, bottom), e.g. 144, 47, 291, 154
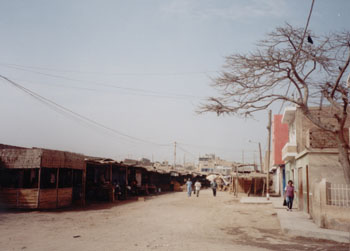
194, 180, 201, 197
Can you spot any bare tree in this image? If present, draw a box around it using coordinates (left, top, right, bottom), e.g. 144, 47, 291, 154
200, 24, 350, 183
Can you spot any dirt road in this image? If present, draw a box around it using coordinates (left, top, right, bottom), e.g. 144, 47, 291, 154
0, 189, 347, 251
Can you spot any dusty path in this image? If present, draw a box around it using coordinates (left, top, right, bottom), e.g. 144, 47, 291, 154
0, 190, 348, 251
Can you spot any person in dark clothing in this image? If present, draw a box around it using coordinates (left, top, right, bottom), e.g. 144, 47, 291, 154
284, 180, 295, 211
210, 180, 217, 197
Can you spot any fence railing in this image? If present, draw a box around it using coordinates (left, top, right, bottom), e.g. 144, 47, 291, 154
326, 183, 350, 207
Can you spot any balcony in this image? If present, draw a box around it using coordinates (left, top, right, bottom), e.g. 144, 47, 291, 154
282, 142, 297, 162
282, 106, 296, 124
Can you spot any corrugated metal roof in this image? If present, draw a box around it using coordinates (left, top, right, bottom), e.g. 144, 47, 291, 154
0, 148, 85, 170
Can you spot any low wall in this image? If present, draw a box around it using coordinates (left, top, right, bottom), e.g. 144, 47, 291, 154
311, 179, 350, 232
39, 189, 57, 209
0, 188, 39, 209
323, 205, 350, 232
58, 188, 73, 208
39, 188, 73, 209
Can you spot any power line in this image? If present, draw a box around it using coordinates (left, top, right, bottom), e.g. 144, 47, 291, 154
176, 144, 198, 159
0, 74, 172, 147
0, 62, 219, 76
0, 64, 204, 100
7, 77, 199, 101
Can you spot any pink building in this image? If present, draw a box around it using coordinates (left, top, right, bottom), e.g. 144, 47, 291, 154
271, 114, 289, 195
273, 114, 289, 166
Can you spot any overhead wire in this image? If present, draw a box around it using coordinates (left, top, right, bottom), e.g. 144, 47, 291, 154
0, 74, 172, 147
0, 62, 219, 76
7, 77, 198, 101
0, 64, 205, 100
176, 144, 198, 159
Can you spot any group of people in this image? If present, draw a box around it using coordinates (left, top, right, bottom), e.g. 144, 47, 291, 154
185, 179, 218, 197
185, 178, 295, 211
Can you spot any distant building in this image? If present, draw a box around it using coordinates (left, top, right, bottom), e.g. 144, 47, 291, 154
183, 162, 196, 171
153, 161, 172, 171
140, 158, 151, 166
124, 158, 152, 167
214, 165, 232, 175
124, 159, 138, 165
198, 154, 216, 173
198, 154, 234, 174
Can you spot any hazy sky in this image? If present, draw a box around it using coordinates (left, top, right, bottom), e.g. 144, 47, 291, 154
0, 0, 349, 164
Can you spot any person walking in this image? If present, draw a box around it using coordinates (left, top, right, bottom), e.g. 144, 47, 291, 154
186, 179, 192, 197
194, 180, 201, 197
210, 180, 217, 197
284, 180, 295, 211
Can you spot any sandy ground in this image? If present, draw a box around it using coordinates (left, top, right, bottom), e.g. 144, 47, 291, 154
0, 189, 348, 251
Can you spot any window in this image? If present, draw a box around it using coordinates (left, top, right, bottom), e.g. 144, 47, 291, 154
0, 168, 38, 188
0, 168, 19, 188
40, 168, 57, 189
58, 169, 73, 188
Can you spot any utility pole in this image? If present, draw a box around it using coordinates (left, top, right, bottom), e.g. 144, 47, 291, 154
235, 164, 238, 197
253, 152, 256, 171
266, 110, 272, 200
173, 141, 177, 170
258, 142, 263, 173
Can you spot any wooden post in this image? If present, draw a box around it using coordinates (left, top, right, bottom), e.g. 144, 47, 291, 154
306, 165, 310, 213
254, 178, 257, 195
266, 110, 272, 199
110, 164, 114, 202
235, 165, 238, 197
37, 167, 42, 208
56, 168, 60, 208
259, 143, 263, 172
16, 187, 19, 208
81, 168, 86, 207
71, 169, 74, 186
70, 169, 74, 206
125, 166, 128, 199
262, 177, 265, 197
110, 164, 113, 183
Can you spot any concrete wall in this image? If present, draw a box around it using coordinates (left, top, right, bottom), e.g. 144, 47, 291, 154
309, 152, 346, 184
311, 179, 350, 232
292, 152, 346, 213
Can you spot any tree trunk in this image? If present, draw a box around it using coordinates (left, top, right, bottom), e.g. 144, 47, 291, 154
336, 131, 350, 184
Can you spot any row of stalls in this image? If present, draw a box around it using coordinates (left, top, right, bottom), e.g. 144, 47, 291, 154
85, 158, 207, 202
0, 146, 207, 209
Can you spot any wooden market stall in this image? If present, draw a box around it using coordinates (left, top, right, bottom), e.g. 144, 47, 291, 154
0, 148, 86, 209
85, 158, 120, 202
